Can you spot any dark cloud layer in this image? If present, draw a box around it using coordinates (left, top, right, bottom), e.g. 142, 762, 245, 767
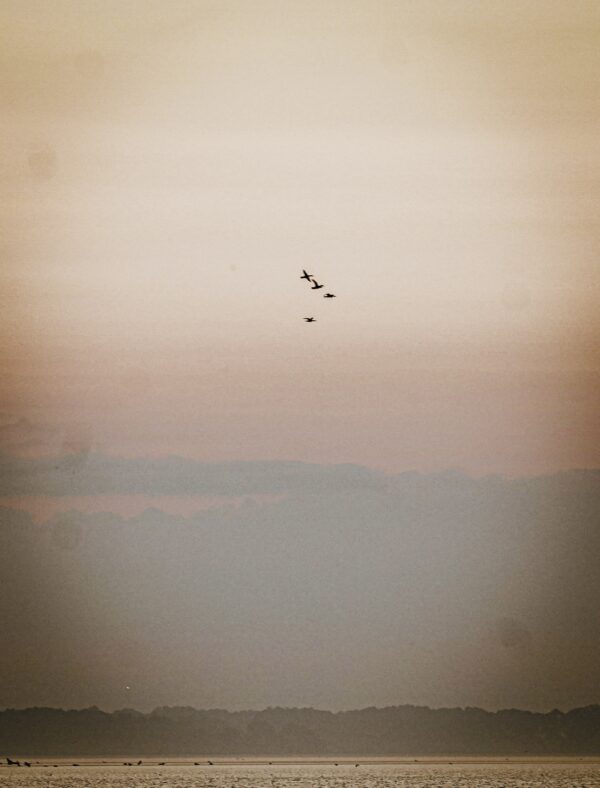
0, 453, 382, 496
1, 466, 598, 713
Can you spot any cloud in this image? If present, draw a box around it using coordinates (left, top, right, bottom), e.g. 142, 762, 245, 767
3, 448, 597, 503
0, 453, 382, 497
0, 468, 598, 712
0, 417, 94, 463
0, 417, 60, 457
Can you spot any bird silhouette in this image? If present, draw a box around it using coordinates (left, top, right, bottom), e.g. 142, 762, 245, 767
300, 269, 313, 281
303, 317, 316, 322
310, 279, 324, 290
323, 293, 336, 298
137, 760, 142, 766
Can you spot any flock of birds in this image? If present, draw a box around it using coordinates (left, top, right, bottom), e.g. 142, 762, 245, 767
4, 757, 362, 768
300, 269, 336, 322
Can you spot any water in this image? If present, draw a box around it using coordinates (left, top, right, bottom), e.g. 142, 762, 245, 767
0, 763, 599, 787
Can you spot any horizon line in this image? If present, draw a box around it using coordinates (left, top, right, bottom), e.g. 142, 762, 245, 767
4, 701, 599, 716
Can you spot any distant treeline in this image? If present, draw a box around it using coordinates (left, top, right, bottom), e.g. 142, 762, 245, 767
1, 704, 599, 756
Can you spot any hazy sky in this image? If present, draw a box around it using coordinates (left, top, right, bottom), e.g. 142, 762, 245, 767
1, 467, 599, 712
1, 1, 599, 713
2, 0, 598, 475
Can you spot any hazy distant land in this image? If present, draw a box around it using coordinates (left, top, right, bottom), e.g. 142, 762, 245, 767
1, 704, 598, 757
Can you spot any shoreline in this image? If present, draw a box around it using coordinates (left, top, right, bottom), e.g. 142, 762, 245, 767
2, 757, 599, 767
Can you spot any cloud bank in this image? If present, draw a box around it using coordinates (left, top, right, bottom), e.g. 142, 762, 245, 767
0, 452, 381, 497
1, 465, 598, 713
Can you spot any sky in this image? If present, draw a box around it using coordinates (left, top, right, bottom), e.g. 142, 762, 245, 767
1, 467, 599, 712
0, 0, 599, 713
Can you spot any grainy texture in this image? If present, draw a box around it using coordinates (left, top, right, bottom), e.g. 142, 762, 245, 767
1, 764, 600, 788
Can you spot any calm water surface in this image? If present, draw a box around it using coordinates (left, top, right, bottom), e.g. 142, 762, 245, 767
1, 764, 599, 787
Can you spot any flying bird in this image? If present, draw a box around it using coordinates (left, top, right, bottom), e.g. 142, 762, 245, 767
300, 269, 313, 281
323, 293, 336, 298
310, 279, 324, 290
303, 317, 316, 322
